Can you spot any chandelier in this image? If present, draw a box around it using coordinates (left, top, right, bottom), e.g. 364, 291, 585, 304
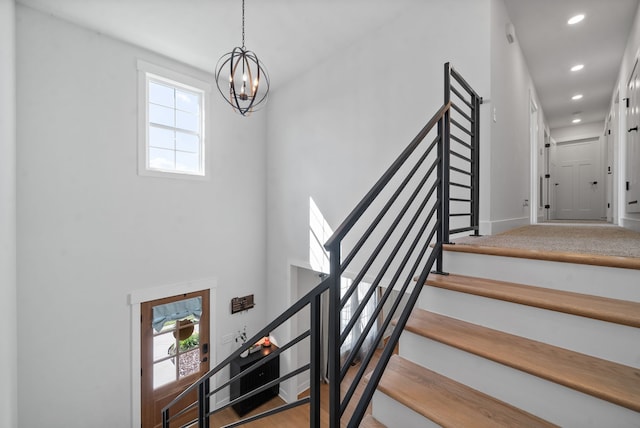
215, 0, 270, 116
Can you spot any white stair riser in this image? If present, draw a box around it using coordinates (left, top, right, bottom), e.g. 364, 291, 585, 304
417, 286, 640, 368
371, 390, 439, 428
443, 251, 640, 302
399, 331, 640, 428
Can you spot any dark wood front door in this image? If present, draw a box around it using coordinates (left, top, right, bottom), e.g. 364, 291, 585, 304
141, 289, 210, 428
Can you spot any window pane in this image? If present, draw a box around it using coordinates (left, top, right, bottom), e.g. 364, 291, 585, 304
176, 151, 200, 173
153, 331, 175, 362
149, 126, 175, 150
149, 82, 175, 108
176, 132, 199, 153
149, 104, 175, 127
178, 348, 201, 379
176, 90, 200, 114
154, 359, 176, 389
149, 147, 175, 170
176, 111, 199, 132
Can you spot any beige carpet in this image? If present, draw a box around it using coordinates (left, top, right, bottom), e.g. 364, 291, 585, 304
453, 225, 640, 259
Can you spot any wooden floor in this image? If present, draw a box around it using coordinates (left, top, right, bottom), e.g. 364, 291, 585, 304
209, 350, 383, 427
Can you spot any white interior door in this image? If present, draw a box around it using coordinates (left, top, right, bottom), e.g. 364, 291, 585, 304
555, 139, 603, 220
627, 63, 640, 213
556, 162, 574, 219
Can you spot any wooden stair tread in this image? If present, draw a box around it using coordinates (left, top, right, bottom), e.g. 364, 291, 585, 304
442, 243, 640, 270
405, 309, 640, 412
359, 414, 386, 428
375, 355, 557, 427
426, 273, 640, 328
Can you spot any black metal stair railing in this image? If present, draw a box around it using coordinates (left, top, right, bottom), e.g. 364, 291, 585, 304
161, 62, 481, 428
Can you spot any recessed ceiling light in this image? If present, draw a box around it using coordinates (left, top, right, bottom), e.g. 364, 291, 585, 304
571, 64, 584, 72
572, 118, 582, 124
568, 14, 585, 25
572, 94, 583, 100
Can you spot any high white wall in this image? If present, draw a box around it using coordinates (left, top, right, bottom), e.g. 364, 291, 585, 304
265, 0, 492, 400
16, 6, 268, 427
0, 1, 18, 427
611, 1, 640, 230
489, 0, 547, 231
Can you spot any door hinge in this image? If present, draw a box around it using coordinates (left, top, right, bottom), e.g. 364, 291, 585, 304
141, 368, 143, 377
627, 181, 631, 191
625, 97, 630, 108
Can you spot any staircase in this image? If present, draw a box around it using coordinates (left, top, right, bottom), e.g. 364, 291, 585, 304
368, 245, 640, 427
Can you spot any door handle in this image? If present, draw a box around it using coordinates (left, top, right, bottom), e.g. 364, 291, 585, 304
630, 200, 639, 205
628, 126, 638, 132
590, 181, 598, 185
201, 357, 208, 363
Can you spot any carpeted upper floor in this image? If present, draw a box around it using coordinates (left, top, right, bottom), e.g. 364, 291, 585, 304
453, 225, 640, 259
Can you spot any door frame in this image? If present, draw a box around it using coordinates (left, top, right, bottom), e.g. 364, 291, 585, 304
530, 95, 540, 224
129, 278, 217, 428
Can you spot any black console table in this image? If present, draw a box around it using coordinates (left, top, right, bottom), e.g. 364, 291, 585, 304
230, 344, 280, 416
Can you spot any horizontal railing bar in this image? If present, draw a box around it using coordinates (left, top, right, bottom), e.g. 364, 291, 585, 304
164, 279, 329, 411
451, 102, 473, 123
221, 398, 311, 428
217, 365, 310, 418
450, 213, 471, 217
450, 165, 472, 176
209, 330, 309, 398
177, 418, 197, 428
339, 154, 441, 310
339, 135, 439, 281
451, 118, 473, 137
450, 226, 478, 234
325, 102, 451, 250
451, 181, 472, 189
450, 197, 472, 202
451, 150, 472, 163
340, 203, 440, 399
451, 66, 482, 100
345, 239, 442, 426
165, 400, 198, 424
450, 134, 473, 150
340, 176, 440, 349
450, 85, 474, 109
339, 199, 440, 381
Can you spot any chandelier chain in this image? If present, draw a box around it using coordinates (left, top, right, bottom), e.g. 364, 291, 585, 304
241, 0, 245, 49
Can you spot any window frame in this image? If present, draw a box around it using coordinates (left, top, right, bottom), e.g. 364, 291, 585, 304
137, 60, 211, 180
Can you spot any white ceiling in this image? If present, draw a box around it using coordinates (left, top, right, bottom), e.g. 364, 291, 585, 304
16, 0, 419, 89
16, 0, 640, 130
504, 0, 639, 129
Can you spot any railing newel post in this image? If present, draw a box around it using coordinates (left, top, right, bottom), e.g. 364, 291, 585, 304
472, 94, 481, 235
162, 408, 169, 428
310, 292, 321, 428
198, 381, 206, 428
327, 245, 342, 428
204, 377, 210, 428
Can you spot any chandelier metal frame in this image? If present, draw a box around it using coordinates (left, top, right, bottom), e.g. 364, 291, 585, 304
214, 0, 269, 116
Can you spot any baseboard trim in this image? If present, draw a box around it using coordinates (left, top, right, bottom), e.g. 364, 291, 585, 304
621, 216, 640, 232
480, 217, 529, 235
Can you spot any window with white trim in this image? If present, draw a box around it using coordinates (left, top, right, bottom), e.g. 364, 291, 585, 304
138, 60, 210, 178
